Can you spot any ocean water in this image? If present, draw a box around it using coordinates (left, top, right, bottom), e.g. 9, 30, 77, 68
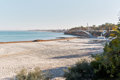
0, 31, 75, 42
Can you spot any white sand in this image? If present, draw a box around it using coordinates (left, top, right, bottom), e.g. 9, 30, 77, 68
0, 39, 103, 80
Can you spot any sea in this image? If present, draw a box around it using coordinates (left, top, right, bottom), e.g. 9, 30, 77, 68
0, 31, 75, 42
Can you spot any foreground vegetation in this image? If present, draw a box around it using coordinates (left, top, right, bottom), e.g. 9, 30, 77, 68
64, 24, 120, 80
13, 67, 50, 80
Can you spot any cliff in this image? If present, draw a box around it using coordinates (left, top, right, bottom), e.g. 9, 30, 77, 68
64, 30, 110, 38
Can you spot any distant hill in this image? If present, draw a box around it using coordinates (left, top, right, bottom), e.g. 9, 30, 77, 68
29, 29, 66, 33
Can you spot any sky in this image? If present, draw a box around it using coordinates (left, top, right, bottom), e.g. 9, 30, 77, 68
0, 0, 120, 30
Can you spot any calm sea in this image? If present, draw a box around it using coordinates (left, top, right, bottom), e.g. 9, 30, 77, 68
0, 31, 74, 42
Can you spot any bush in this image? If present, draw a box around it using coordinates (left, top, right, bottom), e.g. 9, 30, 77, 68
91, 54, 120, 80
64, 60, 94, 80
13, 67, 51, 80
90, 25, 120, 80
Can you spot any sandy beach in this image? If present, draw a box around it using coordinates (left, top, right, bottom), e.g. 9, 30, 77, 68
0, 38, 103, 80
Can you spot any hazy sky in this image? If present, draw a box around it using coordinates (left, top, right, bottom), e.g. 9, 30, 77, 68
0, 0, 120, 30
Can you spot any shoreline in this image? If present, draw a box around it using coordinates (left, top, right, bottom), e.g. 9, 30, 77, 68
0, 37, 77, 44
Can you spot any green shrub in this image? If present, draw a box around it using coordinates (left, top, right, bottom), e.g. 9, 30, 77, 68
91, 54, 120, 80
90, 25, 120, 80
13, 67, 50, 80
64, 60, 94, 80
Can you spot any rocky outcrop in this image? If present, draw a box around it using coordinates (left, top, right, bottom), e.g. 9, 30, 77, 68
64, 30, 97, 38
64, 29, 111, 38
64, 31, 90, 38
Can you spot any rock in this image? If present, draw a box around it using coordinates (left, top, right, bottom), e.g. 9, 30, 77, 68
51, 77, 65, 80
